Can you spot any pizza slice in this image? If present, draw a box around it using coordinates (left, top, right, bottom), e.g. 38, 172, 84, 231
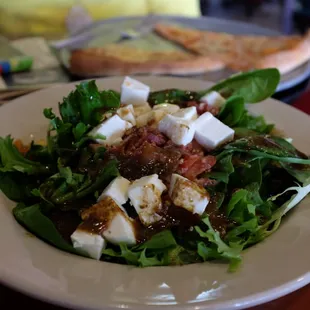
154, 23, 310, 74
69, 45, 225, 77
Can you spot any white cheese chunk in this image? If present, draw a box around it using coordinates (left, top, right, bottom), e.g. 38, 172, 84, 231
136, 110, 166, 127
88, 114, 132, 145
133, 102, 152, 117
200, 91, 226, 108
117, 104, 136, 126
120, 76, 150, 106
81, 197, 137, 246
172, 107, 198, 121
194, 112, 234, 150
158, 114, 195, 146
102, 211, 137, 246
128, 174, 166, 226
71, 229, 106, 260
153, 103, 180, 114
97, 176, 130, 210
169, 174, 210, 215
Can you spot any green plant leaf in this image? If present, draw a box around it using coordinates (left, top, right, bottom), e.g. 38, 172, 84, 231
13, 203, 81, 255
0, 136, 50, 174
200, 68, 280, 103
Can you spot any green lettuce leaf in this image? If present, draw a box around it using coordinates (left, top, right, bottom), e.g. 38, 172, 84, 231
217, 136, 310, 165
200, 68, 280, 103
246, 182, 310, 245
206, 154, 234, 184
102, 230, 178, 267
0, 136, 50, 174
218, 96, 246, 127
195, 217, 242, 271
13, 203, 82, 255
38, 160, 118, 205
59, 80, 120, 127
148, 89, 200, 106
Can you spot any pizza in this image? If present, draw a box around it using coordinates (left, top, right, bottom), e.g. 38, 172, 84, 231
69, 45, 225, 77
154, 23, 310, 74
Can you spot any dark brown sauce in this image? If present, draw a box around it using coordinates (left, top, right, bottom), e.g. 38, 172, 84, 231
46, 209, 81, 243
205, 193, 232, 238
79, 219, 106, 234
47, 192, 232, 245
112, 143, 181, 181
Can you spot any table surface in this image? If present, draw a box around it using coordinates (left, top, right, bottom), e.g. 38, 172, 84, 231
1, 89, 310, 310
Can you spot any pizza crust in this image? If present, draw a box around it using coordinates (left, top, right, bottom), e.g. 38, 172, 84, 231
154, 23, 310, 74
69, 45, 225, 77
255, 30, 310, 74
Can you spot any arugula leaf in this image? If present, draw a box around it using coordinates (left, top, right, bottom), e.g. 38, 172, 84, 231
43, 108, 56, 119
247, 182, 310, 245
102, 230, 177, 267
0, 136, 50, 174
281, 163, 310, 184
38, 160, 118, 205
135, 230, 177, 250
72, 122, 89, 141
217, 136, 310, 165
0, 172, 41, 202
220, 149, 310, 165
229, 158, 264, 188
238, 114, 274, 134
226, 183, 265, 224
119, 244, 140, 265
166, 245, 200, 265
195, 217, 242, 271
206, 154, 234, 184
226, 189, 248, 216
13, 203, 81, 255
138, 249, 166, 267
234, 127, 260, 138
200, 68, 280, 103
225, 217, 258, 242
148, 89, 200, 105
59, 80, 120, 127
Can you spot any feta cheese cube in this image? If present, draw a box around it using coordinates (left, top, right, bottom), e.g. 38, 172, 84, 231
117, 104, 136, 126
102, 211, 137, 246
71, 229, 106, 260
133, 102, 152, 117
172, 107, 198, 121
153, 103, 180, 114
136, 110, 166, 127
194, 112, 234, 150
97, 176, 130, 210
158, 114, 195, 146
200, 91, 226, 108
88, 114, 132, 145
169, 174, 210, 215
81, 197, 137, 246
128, 174, 166, 226
120, 76, 150, 106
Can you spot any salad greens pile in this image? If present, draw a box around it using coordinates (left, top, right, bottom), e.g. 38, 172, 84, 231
1, 68, 310, 271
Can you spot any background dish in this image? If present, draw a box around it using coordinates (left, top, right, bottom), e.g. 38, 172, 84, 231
57, 15, 310, 92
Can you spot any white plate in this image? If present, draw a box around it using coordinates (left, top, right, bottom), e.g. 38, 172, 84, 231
0, 76, 310, 310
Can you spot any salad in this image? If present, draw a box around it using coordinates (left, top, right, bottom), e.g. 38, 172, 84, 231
1, 68, 310, 271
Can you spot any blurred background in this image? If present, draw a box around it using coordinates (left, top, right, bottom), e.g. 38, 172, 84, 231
0, 0, 309, 105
